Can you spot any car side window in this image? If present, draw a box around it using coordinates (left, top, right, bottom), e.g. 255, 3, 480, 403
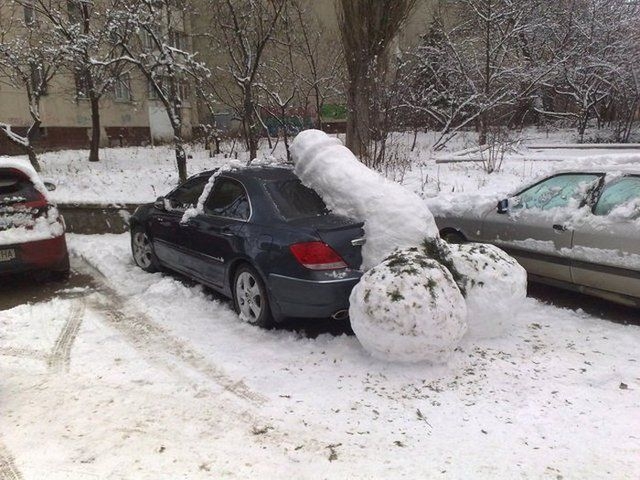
203, 178, 250, 220
166, 176, 209, 212
594, 176, 640, 217
512, 174, 601, 211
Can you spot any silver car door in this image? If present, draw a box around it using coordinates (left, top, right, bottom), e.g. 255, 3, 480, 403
481, 173, 603, 283
571, 175, 640, 299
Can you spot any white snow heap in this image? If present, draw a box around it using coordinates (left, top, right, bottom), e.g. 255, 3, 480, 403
423, 239, 528, 339
289, 129, 439, 269
349, 247, 468, 363
0, 158, 64, 246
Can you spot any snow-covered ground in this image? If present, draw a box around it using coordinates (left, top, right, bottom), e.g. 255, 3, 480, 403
3, 127, 637, 206
1, 233, 639, 479
2, 129, 640, 478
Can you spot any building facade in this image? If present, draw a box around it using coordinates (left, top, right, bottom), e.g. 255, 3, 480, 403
0, 1, 198, 155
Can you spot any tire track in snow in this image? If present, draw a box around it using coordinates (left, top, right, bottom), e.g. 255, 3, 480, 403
74, 257, 266, 406
92, 300, 265, 405
47, 300, 86, 373
0, 441, 23, 480
67, 255, 334, 460
0, 347, 48, 362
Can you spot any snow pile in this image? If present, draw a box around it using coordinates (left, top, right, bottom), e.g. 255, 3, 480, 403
290, 129, 439, 269
349, 247, 467, 363
0, 207, 64, 246
0, 159, 63, 246
424, 239, 528, 338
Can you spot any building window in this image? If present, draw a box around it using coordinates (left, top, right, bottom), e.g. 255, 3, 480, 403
114, 74, 132, 102
23, 0, 36, 25
75, 71, 90, 99
148, 79, 162, 100
141, 25, 160, 50
148, 78, 190, 103
67, 0, 89, 24
169, 29, 189, 51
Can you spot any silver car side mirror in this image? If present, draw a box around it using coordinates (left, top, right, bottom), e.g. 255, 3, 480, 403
497, 198, 509, 214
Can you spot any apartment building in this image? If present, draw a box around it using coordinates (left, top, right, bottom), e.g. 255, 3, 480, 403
0, 0, 438, 154
0, 0, 198, 155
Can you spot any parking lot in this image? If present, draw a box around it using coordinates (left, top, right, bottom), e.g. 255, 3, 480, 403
1, 234, 639, 479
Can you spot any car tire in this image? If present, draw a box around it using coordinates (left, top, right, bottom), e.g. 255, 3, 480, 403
441, 230, 466, 244
131, 227, 161, 273
49, 255, 71, 282
233, 264, 273, 328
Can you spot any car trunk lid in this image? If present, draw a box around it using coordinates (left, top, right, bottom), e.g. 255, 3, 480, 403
0, 168, 48, 232
288, 215, 365, 269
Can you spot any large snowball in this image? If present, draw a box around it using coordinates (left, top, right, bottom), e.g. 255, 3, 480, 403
290, 130, 439, 269
424, 240, 528, 339
349, 248, 468, 363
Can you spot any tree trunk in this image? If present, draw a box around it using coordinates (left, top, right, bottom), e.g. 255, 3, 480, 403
27, 146, 41, 172
478, 113, 488, 146
314, 85, 323, 130
242, 86, 258, 162
89, 94, 101, 162
345, 76, 368, 160
174, 129, 187, 183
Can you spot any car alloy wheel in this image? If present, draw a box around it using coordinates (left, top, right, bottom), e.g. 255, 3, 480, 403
233, 266, 272, 328
132, 231, 157, 272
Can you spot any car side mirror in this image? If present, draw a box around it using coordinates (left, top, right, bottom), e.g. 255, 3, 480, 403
44, 181, 56, 192
154, 196, 166, 211
497, 198, 509, 214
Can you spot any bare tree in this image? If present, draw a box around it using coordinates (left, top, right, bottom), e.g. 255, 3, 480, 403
0, 2, 64, 171
199, 0, 286, 162
538, 0, 640, 142
27, 0, 134, 163
397, 0, 556, 150
288, 0, 344, 130
115, 0, 207, 182
336, 0, 416, 167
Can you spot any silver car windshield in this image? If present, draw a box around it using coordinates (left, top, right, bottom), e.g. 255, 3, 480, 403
512, 174, 601, 211
594, 176, 640, 217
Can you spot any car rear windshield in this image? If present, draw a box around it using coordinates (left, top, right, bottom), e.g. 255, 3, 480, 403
0, 169, 42, 204
265, 179, 329, 219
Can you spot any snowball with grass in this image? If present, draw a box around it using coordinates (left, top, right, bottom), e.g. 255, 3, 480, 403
349, 247, 467, 363
424, 239, 528, 339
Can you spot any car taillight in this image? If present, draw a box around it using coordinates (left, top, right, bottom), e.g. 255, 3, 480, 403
289, 241, 347, 270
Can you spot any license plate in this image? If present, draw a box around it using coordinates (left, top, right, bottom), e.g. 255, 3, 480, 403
0, 249, 16, 262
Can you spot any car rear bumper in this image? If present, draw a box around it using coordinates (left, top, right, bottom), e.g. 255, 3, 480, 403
0, 235, 69, 275
268, 272, 361, 319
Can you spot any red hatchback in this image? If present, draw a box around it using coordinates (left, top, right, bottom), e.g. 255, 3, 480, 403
0, 160, 69, 279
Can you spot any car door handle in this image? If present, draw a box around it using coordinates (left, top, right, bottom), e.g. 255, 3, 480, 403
552, 224, 567, 232
218, 227, 235, 237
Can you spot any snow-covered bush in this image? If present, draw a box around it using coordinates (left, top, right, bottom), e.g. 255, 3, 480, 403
290, 130, 439, 269
349, 248, 467, 363
423, 239, 528, 338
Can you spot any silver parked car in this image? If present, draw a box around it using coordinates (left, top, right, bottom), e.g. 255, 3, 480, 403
434, 167, 640, 307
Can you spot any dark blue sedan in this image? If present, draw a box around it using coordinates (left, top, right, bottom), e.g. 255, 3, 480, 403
129, 166, 365, 327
